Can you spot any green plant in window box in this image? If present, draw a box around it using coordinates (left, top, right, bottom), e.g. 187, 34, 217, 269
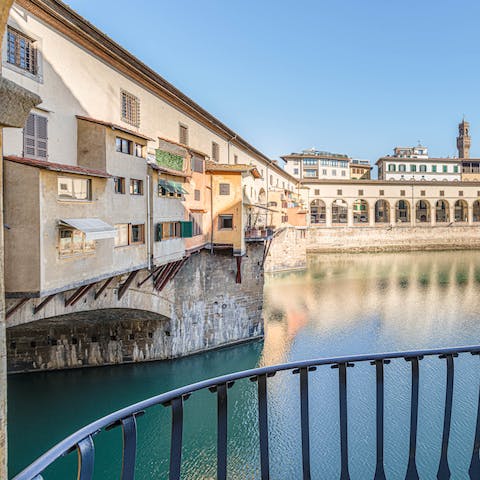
156, 149, 184, 171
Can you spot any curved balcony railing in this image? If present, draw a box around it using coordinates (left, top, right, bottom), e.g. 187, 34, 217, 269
12, 345, 480, 480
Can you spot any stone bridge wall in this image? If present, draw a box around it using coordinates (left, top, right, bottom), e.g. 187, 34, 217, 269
265, 225, 480, 272
7, 244, 265, 373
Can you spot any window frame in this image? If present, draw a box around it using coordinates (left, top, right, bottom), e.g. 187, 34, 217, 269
6, 26, 38, 76
179, 123, 189, 145
58, 228, 95, 256
113, 176, 126, 194
23, 113, 48, 160
130, 178, 144, 196
129, 224, 145, 245
57, 176, 92, 201
121, 90, 140, 127
114, 223, 129, 247
219, 183, 230, 195
218, 214, 233, 230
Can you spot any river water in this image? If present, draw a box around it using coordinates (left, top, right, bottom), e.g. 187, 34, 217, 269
8, 251, 480, 479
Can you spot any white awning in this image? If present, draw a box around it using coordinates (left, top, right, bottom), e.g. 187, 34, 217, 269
60, 218, 116, 241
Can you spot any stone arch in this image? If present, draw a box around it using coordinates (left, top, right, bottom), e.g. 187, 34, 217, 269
473, 200, 480, 222
310, 199, 326, 224
435, 200, 449, 223
332, 199, 348, 224
454, 199, 468, 222
375, 199, 390, 223
416, 200, 431, 223
353, 199, 369, 224
395, 200, 410, 223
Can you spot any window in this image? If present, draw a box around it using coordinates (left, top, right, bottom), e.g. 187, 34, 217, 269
358, 189, 364, 196
421, 190, 426, 196
121, 90, 140, 127
191, 156, 204, 173
459, 190, 464, 197
303, 159, 318, 166
116, 137, 132, 154
179, 124, 189, 145
113, 177, 125, 194
57, 177, 91, 200
440, 190, 445, 197
294, 168, 299, 175
304, 169, 318, 178
130, 224, 145, 244
212, 142, 219, 162
219, 183, 230, 195
432, 165, 437, 172
114, 224, 129, 247
443, 165, 448, 173
7, 27, 37, 75
341, 171, 346, 177
314, 189, 320, 195
388, 164, 396, 172
454, 165, 459, 173
332, 170, 337, 176
23, 113, 47, 159
130, 179, 144, 195
379, 190, 384, 196
337, 189, 342, 195
400, 190, 406, 196
419, 165, 427, 172
219, 214, 233, 230
322, 169, 327, 175
399, 164, 406, 172
194, 189, 201, 201
135, 143, 143, 158
411, 165, 417, 172
190, 213, 203, 236
270, 175, 273, 185
157, 222, 181, 241
59, 229, 95, 256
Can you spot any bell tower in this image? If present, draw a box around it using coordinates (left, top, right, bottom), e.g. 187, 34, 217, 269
457, 118, 471, 158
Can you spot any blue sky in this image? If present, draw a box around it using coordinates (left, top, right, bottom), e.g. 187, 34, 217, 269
64, 0, 480, 163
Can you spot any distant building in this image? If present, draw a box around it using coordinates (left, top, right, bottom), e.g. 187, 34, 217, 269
282, 148, 351, 180
350, 159, 372, 180
376, 143, 462, 182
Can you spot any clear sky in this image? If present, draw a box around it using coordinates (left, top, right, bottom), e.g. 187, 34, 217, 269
64, 0, 480, 163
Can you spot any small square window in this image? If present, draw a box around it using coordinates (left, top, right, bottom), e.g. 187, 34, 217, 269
459, 190, 464, 197
379, 190, 384, 196
314, 189, 320, 195
337, 189, 342, 195
421, 190, 426, 196
219, 183, 230, 195
114, 177, 125, 194
400, 190, 406, 197
440, 190, 445, 197
219, 214, 233, 230
358, 189, 364, 196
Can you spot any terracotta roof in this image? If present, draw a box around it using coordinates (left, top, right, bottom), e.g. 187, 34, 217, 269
147, 161, 190, 178
4, 156, 111, 178
76, 116, 154, 141
300, 178, 480, 186
205, 161, 260, 178
376, 157, 465, 165
157, 135, 209, 158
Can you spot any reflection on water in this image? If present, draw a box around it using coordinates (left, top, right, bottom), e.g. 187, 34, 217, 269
9, 251, 480, 479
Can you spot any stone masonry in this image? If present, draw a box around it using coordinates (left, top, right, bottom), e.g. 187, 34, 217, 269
7, 243, 265, 373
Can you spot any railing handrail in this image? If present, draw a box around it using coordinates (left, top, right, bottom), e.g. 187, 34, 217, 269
12, 344, 480, 480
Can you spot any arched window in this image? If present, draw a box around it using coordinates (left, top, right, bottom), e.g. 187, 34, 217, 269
396, 200, 410, 223
473, 200, 480, 222
353, 199, 369, 224
416, 200, 430, 223
435, 200, 449, 223
375, 200, 390, 223
310, 199, 326, 224
454, 199, 468, 222
332, 199, 348, 224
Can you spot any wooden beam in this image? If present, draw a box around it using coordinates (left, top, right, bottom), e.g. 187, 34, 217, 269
236, 256, 242, 284
118, 271, 138, 300
166, 257, 188, 285
137, 265, 162, 288
94, 277, 114, 300
33, 294, 56, 315
152, 264, 168, 283
262, 238, 273, 266
154, 261, 179, 292
70, 282, 96, 306
64, 285, 90, 307
6, 298, 28, 319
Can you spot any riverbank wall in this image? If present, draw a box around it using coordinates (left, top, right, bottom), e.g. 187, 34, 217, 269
7, 244, 265, 373
265, 225, 480, 272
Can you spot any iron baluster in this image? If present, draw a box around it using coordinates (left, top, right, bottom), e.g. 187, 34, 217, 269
469, 353, 480, 479
120, 416, 137, 480
437, 353, 457, 480
168, 396, 185, 480
372, 359, 390, 480
76, 436, 95, 480
405, 356, 422, 480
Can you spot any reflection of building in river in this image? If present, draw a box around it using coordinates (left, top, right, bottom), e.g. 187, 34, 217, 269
263, 251, 480, 364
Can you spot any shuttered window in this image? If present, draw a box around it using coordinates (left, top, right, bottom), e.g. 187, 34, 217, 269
179, 124, 189, 145
23, 113, 47, 159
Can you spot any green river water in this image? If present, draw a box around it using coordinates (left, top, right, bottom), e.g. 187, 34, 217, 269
9, 250, 480, 479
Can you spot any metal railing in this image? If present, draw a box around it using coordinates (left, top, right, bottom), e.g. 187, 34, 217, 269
13, 345, 480, 480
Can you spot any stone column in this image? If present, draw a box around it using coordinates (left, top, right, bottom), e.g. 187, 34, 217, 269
468, 204, 474, 225
390, 203, 396, 225
369, 205, 375, 227
0, 3, 41, 472
431, 203, 436, 226
450, 205, 456, 224
347, 202, 354, 227
325, 202, 332, 228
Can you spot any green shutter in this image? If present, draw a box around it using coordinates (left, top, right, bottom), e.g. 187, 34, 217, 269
180, 221, 193, 238
156, 223, 162, 241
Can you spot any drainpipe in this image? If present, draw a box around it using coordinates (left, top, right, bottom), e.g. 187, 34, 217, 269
146, 173, 151, 269
210, 174, 214, 253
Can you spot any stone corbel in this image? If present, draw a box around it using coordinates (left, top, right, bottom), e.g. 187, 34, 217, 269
0, 77, 41, 128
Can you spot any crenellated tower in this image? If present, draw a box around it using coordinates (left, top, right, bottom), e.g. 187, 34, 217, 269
457, 119, 471, 158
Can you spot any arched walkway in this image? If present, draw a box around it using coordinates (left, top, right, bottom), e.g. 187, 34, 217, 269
310, 199, 326, 224
375, 200, 390, 223
395, 200, 410, 223
473, 200, 480, 222
435, 200, 449, 223
353, 199, 369, 224
332, 199, 348, 224
416, 200, 430, 223
454, 199, 468, 222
